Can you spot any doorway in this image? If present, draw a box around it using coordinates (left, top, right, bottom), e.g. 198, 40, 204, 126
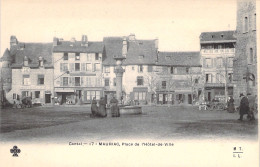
188, 94, 192, 104
45, 94, 51, 103
207, 92, 211, 102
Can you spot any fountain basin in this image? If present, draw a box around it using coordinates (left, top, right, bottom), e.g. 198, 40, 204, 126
106, 105, 142, 116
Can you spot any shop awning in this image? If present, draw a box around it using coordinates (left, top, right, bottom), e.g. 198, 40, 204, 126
133, 87, 148, 92
55, 89, 75, 93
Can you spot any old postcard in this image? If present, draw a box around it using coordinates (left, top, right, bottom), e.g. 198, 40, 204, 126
0, 0, 259, 166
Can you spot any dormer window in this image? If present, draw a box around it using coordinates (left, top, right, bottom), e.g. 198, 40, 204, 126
211, 35, 214, 38
39, 56, 44, 67
221, 34, 224, 38
139, 55, 144, 59
75, 53, 80, 60
64, 53, 68, 60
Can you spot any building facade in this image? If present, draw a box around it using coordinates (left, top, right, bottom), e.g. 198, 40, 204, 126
52, 36, 104, 104
233, 0, 257, 105
200, 31, 236, 102
6, 36, 54, 105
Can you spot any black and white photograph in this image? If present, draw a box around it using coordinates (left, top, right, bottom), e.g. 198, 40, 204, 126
0, 0, 259, 166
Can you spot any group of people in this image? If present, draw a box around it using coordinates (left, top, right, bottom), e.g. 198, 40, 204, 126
238, 93, 256, 121
90, 96, 120, 118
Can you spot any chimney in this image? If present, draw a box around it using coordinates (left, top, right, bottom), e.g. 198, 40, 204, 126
122, 36, 127, 57
70, 37, 76, 46
53, 37, 59, 46
154, 38, 158, 50
10, 36, 18, 48
39, 56, 44, 67
129, 33, 135, 41
24, 56, 29, 66
81, 35, 88, 47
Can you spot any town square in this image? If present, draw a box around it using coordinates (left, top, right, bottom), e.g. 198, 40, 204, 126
0, 0, 258, 166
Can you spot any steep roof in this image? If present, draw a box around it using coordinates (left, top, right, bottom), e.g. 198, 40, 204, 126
200, 30, 236, 43
53, 41, 104, 53
103, 37, 123, 65
157, 52, 201, 67
0, 48, 12, 62
102, 37, 157, 65
10, 43, 53, 68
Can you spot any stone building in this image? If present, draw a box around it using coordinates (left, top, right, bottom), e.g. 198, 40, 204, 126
52, 36, 104, 104
5, 36, 54, 105
102, 34, 158, 105
200, 31, 236, 102
233, 0, 257, 105
156, 52, 202, 105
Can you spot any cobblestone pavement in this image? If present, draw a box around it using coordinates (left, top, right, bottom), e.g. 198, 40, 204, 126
0, 105, 257, 142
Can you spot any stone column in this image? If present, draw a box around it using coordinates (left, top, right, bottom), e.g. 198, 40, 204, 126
113, 57, 126, 104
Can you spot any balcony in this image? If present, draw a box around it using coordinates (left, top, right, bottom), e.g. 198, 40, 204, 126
202, 48, 235, 54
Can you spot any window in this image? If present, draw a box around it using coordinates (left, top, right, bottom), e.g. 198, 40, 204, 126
63, 77, 68, 86
138, 65, 143, 73
105, 78, 110, 86
137, 76, 144, 86
22, 91, 29, 98
170, 67, 174, 74
139, 55, 144, 59
195, 79, 198, 84
95, 53, 99, 60
244, 16, 248, 33
113, 78, 116, 86
75, 53, 80, 60
162, 81, 166, 89
249, 48, 253, 64
86, 63, 92, 72
134, 92, 146, 100
217, 57, 223, 67
75, 77, 80, 86
37, 75, 44, 85
228, 73, 233, 83
64, 53, 68, 60
23, 75, 30, 85
13, 93, 16, 99
96, 78, 102, 86
104, 66, 110, 73
95, 63, 101, 71
86, 91, 101, 100
86, 77, 92, 86
186, 67, 190, 74
75, 63, 80, 71
228, 57, 233, 67
87, 54, 93, 61
35, 91, 40, 98
205, 58, 212, 68
132, 66, 135, 71
206, 74, 212, 83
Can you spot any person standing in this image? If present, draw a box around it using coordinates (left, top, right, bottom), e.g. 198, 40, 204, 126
247, 93, 256, 121
110, 95, 120, 117
227, 96, 235, 113
238, 93, 249, 121
97, 97, 107, 117
91, 97, 98, 117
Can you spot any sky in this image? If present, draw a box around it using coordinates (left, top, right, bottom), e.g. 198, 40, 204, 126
0, 0, 237, 55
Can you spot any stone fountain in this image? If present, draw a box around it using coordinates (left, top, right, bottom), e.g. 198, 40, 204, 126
107, 55, 142, 116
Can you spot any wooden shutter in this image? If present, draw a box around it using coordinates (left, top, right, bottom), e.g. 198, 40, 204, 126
213, 58, 216, 67
60, 63, 63, 72
69, 63, 74, 72
60, 77, 63, 86
92, 63, 95, 72
71, 77, 75, 86
81, 63, 86, 71
81, 77, 84, 86
203, 58, 206, 67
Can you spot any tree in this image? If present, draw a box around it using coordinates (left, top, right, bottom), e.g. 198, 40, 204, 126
144, 72, 160, 105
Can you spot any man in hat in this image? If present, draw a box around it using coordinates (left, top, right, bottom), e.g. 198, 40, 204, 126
238, 93, 249, 121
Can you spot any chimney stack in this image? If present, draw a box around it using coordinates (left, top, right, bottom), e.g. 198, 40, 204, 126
53, 37, 59, 46
122, 36, 127, 57
81, 35, 88, 47
154, 38, 158, 50
23, 56, 29, 66
10, 36, 18, 48
129, 33, 135, 41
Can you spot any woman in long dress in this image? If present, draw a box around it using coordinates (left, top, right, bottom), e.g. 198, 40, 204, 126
91, 97, 98, 117
97, 97, 107, 117
227, 96, 235, 113
110, 96, 120, 117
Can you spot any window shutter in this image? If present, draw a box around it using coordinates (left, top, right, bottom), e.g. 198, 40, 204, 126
69, 63, 74, 72
81, 77, 84, 85
148, 65, 153, 72
60, 77, 63, 86
60, 63, 63, 72
203, 58, 206, 67
81, 63, 86, 71
92, 64, 95, 72
71, 77, 75, 86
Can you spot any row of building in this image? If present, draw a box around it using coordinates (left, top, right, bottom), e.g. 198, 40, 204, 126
0, 0, 257, 106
